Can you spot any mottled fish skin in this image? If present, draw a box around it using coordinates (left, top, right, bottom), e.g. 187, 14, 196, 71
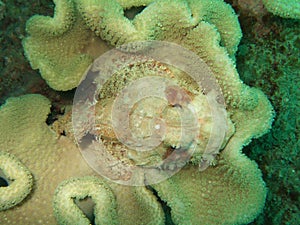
165, 85, 191, 107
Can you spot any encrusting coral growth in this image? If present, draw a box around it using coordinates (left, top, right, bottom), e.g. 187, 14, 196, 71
0, 90, 271, 224
23, 0, 242, 91
0, 94, 165, 225
0, 151, 33, 211
22, 0, 111, 91
0, 94, 91, 224
234, 14, 300, 224
1, 0, 276, 224
152, 89, 273, 224
262, 0, 300, 19
53, 176, 118, 224
153, 159, 267, 224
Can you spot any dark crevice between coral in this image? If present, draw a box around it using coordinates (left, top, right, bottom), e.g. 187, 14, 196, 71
74, 197, 96, 225
0, 169, 9, 187
45, 87, 75, 125
0, 176, 8, 187
46, 105, 64, 125
146, 185, 175, 225
0, 177, 8, 187
124, 6, 146, 20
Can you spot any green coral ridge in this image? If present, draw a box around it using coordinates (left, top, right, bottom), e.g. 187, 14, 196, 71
262, 0, 300, 19
23, 0, 110, 91
53, 176, 118, 225
116, 0, 154, 8
153, 161, 266, 224
0, 151, 33, 211
53, 176, 165, 225
23, 0, 242, 91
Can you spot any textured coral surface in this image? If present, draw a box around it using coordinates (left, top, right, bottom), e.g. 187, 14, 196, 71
0, 0, 298, 224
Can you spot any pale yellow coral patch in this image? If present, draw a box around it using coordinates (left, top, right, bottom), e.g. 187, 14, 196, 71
0, 94, 93, 224
153, 156, 266, 225
0, 94, 165, 225
0, 151, 33, 211
23, 0, 111, 91
23, 0, 243, 90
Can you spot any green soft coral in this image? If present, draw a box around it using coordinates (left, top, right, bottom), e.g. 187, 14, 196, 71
0, 151, 33, 211
152, 90, 273, 224
181, 21, 257, 110
262, 0, 300, 19
8, 0, 275, 224
153, 157, 266, 224
23, 0, 110, 91
53, 176, 118, 225
23, 0, 242, 91
0, 95, 165, 225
